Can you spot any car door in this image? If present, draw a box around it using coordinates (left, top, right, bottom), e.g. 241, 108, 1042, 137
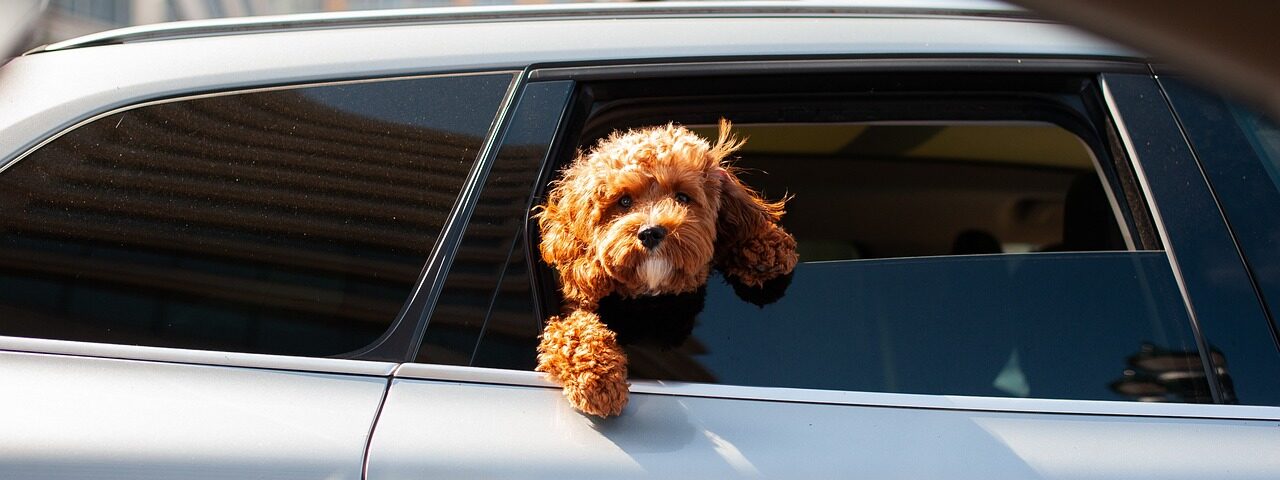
365, 66, 1280, 479
0, 71, 516, 479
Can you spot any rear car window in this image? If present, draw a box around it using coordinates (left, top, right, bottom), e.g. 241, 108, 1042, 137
0, 73, 513, 357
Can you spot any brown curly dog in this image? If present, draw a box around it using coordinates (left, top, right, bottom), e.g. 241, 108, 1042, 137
535, 119, 797, 416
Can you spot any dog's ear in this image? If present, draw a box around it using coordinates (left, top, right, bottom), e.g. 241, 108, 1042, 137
711, 119, 799, 288
536, 157, 613, 306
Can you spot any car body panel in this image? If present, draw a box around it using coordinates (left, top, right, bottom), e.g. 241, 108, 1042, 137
0, 351, 387, 480
370, 367, 1280, 479
35, 1, 1032, 52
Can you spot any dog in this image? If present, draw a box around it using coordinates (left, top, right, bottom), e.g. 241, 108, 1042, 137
534, 119, 797, 417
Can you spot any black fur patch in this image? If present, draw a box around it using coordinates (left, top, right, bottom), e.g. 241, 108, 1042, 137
598, 287, 705, 348
726, 271, 793, 307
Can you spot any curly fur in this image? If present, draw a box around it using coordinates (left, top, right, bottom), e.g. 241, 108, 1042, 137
535, 119, 797, 417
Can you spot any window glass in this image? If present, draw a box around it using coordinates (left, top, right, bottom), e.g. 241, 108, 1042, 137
1160, 77, 1280, 405
627, 253, 1204, 402
417, 81, 570, 366
1223, 105, 1280, 188
0, 73, 513, 357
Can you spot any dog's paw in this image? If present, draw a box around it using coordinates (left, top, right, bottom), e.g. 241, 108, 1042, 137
721, 226, 798, 287
537, 311, 630, 417
563, 368, 630, 417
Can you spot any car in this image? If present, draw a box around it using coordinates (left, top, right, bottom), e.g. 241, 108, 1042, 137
2, 1, 1279, 478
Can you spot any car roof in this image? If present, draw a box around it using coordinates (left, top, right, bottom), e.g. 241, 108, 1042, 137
34, 1, 1032, 53
1, 1, 1135, 169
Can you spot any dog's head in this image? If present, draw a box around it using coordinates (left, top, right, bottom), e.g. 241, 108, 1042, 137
538, 119, 792, 306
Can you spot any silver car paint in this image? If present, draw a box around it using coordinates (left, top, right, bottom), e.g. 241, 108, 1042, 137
0, 351, 387, 479
371, 367, 1280, 479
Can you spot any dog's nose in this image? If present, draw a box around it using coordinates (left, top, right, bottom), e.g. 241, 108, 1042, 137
637, 226, 668, 250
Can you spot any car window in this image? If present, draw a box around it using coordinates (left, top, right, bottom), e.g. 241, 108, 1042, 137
1160, 77, 1280, 405
425, 73, 1213, 403
0, 73, 513, 357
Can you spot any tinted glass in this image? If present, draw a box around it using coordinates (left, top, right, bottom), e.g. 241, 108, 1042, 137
473, 249, 1208, 401
0, 73, 513, 356
419, 81, 571, 365
1161, 77, 1280, 404
627, 253, 1206, 402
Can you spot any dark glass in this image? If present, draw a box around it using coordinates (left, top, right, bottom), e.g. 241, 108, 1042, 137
418, 81, 572, 365
1160, 77, 1280, 404
625, 253, 1207, 402
0, 73, 513, 357
479, 250, 1209, 401
1106, 73, 1280, 405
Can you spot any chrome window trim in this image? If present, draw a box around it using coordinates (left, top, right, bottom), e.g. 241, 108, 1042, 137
394, 363, 1280, 420
1100, 75, 1224, 402
0, 335, 397, 376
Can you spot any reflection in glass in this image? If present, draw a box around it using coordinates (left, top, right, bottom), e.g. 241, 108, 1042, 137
1109, 343, 1222, 403
422, 81, 573, 366
0, 74, 513, 356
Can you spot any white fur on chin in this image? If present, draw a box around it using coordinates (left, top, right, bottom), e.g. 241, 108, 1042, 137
638, 256, 672, 293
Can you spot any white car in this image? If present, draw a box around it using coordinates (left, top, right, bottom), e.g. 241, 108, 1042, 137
2, 1, 1279, 478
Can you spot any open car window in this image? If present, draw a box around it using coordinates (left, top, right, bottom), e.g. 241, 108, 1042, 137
424, 73, 1214, 404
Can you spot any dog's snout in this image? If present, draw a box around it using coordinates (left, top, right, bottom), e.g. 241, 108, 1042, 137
637, 226, 668, 250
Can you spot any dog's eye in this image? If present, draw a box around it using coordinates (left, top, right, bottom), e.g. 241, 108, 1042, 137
618, 195, 633, 209
674, 192, 692, 204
